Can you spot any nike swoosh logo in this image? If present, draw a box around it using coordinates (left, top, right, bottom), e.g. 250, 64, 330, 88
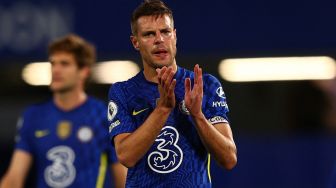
132, 108, 149, 116
35, 130, 49, 138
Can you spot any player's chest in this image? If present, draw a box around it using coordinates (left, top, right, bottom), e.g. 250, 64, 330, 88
128, 92, 191, 127
31, 117, 98, 153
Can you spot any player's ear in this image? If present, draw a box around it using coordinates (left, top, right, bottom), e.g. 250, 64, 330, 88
130, 35, 139, 51
79, 66, 90, 80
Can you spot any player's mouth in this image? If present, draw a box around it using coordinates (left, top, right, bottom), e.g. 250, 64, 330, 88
152, 49, 168, 58
52, 76, 63, 82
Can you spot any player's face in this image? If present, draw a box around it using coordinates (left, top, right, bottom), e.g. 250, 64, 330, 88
131, 14, 177, 69
49, 52, 86, 93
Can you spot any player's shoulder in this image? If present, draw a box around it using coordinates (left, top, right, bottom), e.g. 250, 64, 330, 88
180, 66, 219, 83
183, 66, 223, 93
203, 73, 225, 94
24, 99, 53, 113
203, 73, 220, 84
86, 96, 105, 108
20, 99, 53, 120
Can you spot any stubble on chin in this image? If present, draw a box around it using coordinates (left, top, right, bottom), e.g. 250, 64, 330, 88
149, 59, 174, 69
152, 63, 164, 69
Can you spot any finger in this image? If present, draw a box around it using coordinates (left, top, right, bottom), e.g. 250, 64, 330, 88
197, 68, 203, 85
185, 77, 191, 95
194, 64, 199, 85
156, 68, 162, 84
198, 67, 203, 89
165, 68, 175, 88
168, 79, 176, 96
161, 67, 171, 82
158, 67, 167, 84
162, 67, 172, 90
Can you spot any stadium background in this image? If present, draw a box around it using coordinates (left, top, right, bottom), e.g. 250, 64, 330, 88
1, 0, 336, 187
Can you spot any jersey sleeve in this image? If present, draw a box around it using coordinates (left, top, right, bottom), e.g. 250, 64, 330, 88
107, 83, 137, 143
202, 74, 230, 125
15, 108, 34, 153
106, 143, 118, 163
99, 110, 119, 163
103, 120, 118, 163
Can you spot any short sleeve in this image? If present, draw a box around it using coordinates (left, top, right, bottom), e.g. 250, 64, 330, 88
107, 83, 137, 143
15, 108, 34, 153
202, 74, 230, 125
98, 110, 118, 163
106, 143, 118, 163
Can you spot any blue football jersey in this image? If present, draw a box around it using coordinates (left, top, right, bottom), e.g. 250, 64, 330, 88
15, 97, 117, 188
108, 66, 230, 188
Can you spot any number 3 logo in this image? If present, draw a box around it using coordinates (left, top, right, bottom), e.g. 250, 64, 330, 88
148, 126, 183, 173
44, 146, 76, 187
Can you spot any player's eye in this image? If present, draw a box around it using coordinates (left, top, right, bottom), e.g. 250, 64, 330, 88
162, 30, 171, 34
61, 60, 70, 65
143, 32, 155, 38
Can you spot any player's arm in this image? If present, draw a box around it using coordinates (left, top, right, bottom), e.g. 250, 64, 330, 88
0, 150, 32, 188
192, 118, 237, 170
110, 162, 127, 188
185, 65, 237, 170
114, 66, 176, 167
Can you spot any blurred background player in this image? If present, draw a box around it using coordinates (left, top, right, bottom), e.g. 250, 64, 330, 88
107, 0, 237, 187
0, 34, 126, 188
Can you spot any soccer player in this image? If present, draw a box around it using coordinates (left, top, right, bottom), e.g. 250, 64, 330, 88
107, 0, 237, 187
0, 34, 126, 188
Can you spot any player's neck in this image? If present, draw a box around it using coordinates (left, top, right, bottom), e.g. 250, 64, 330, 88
53, 88, 87, 111
143, 62, 177, 83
